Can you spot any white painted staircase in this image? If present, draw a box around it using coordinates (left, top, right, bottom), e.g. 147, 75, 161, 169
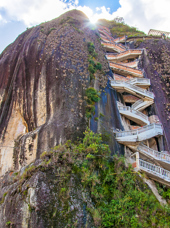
101, 41, 126, 53
132, 152, 170, 186
111, 80, 154, 100
98, 26, 170, 186
106, 49, 143, 62
128, 78, 150, 88
117, 102, 150, 125
137, 144, 170, 170
110, 62, 144, 77
132, 99, 154, 111
115, 123, 163, 144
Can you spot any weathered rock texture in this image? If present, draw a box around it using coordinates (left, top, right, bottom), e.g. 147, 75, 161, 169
0, 160, 95, 228
0, 10, 123, 176
138, 39, 170, 150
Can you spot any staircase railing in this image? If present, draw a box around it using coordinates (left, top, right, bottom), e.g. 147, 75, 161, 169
100, 34, 114, 43
118, 105, 149, 121
138, 144, 170, 162
132, 99, 145, 109
128, 78, 150, 85
98, 28, 113, 39
115, 123, 162, 137
110, 62, 143, 76
113, 36, 126, 43
98, 25, 111, 33
106, 49, 143, 59
139, 159, 170, 181
111, 80, 154, 99
101, 42, 126, 52
120, 60, 138, 68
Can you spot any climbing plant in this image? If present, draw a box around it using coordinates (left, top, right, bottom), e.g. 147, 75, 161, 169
87, 42, 102, 80
85, 87, 100, 119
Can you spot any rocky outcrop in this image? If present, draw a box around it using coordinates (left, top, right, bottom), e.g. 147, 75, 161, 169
0, 10, 124, 176
0, 161, 95, 227
139, 39, 170, 150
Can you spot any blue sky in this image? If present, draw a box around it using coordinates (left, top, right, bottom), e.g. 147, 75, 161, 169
0, 0, 170, 54
76, 0, 120, 12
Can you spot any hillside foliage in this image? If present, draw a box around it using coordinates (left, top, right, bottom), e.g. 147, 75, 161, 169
97, 19, 146, 37
12, 129, 170, 227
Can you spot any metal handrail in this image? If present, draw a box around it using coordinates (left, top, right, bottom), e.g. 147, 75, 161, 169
98, 28, 113, 38
111, 80, 154, 98
106, 49, 143, 59
114, 36, 126, 43
132, 99, 144, 109
110, 62, 143, 76
116, 123, 162, 137
120, 60, 138, 67
101, 42, 126, 52
98, 25, 111, 33
128, 78, 150, 85
100, 34, 114, 43
138, 145, 170, 162
139, 159, 170, 181
118, 105, 149, 121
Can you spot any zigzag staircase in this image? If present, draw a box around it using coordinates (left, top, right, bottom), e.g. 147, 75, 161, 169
98, 25, 170, 186
115, 123, 163, 144
117, 102, 150, 126
110, 79, 154, 99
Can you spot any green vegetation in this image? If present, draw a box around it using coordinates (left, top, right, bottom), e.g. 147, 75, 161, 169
18, 129, 170, 227
20, 165, 37, 182
0, 192, 7, 204
85, 87, 100, 119
28, 203, 35, 213
97, 18, 145, 37
6, 221, 12, 226
87, 42, 102, 80
156, 183, 170, 202
9, 129, 170, 227
87, 42, 98, 58
47, 27, 56, 35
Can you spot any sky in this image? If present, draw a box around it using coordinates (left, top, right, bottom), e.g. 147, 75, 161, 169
0, 0, 170, 54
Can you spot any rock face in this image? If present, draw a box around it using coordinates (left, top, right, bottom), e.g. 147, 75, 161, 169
0, 10, 123, 176
1, 10, 170, 228
0, 165, 95, 228
139, 39, 170, 150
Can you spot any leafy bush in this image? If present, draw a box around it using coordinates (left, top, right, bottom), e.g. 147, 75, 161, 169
87, 42, 102, 81
87, 42, 98, 58
85, 87, 100, 119
11, 129, 170, 227
96, 62, 102, 70
88, 64, 96, 74
87, 42, 95, 54
46, 130, 170, 227
6, 221, 12, 226
85, 87, 101, 104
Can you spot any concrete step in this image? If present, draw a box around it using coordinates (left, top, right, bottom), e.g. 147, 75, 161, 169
111, 80, 154, 100
106, 49, 143, 62
132, 99, 154, 111
110, 62, 144, 77
117, 103, 150, 126
115, 123, 163, 145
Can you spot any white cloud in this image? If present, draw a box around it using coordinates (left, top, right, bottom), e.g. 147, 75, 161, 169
0, 0, 170, 33
0, 14, 7, 24
0, 0, 78, 26
113, 0, 170, 33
